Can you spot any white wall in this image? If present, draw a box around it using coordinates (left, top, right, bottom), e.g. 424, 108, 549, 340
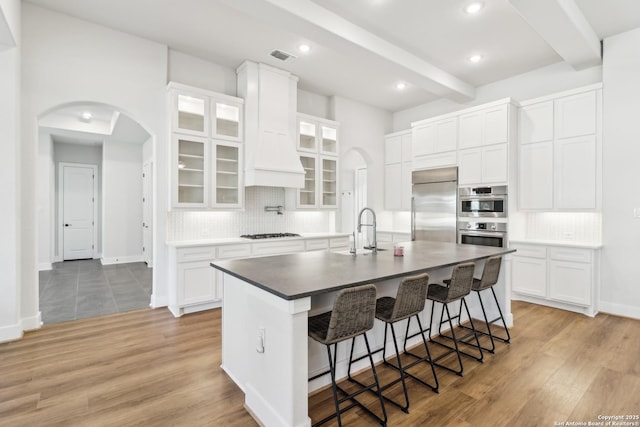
0, 0, 21, 341
102, 141, 143, 263
21, 4, 169, 324
52, 142, 104, 262
298, 89, 331, 118
168, 49, 237, 95
601, 28, 640, 318
331, 96, 393, 231
393, 61, 602, 131
37, 132, 53, 270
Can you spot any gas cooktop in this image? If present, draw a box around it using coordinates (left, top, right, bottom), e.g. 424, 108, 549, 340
240, 233, 301, 240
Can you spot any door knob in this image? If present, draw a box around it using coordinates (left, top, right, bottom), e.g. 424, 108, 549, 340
64, 224, 70, 227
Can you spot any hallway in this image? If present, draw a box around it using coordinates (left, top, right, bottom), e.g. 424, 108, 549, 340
39, 260, 152, 324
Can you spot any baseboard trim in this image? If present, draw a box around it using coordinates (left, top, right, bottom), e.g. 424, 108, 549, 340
22, 312, 43, 331
101, 255, 144, 266
0, 322, 23, 343
599, 301, 640, 320
150, 294, 169, 308
38, 262, 53, 271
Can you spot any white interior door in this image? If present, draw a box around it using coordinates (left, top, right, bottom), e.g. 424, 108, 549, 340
63, 165, 96, 260
142, 161, 153, 267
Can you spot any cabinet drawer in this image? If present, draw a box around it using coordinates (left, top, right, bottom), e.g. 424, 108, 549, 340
306, 239, 329, 251
217, 244, 252, 259
330, 237, 350, 248
252, 240, 306, 256
511, 245, 546, 259
413, 151, 457, 170
177, 246, 216, 262
549, 247, 591, 263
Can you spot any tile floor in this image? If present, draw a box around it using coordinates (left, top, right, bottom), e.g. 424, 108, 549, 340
39, 259, 152, 324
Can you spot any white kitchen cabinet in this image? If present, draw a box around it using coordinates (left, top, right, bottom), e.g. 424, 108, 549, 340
554, 135, 596, 209
511, 242, 599, 316
412, 117, 457, 157
459, 143, 508, 185
294, 114, 339, 209
519, 141, 553, 210
384, 130, 412, 211
169, 245, 220, 317
168, 82, 244, 209
517, 84, 601, 211
458, 103, 508, 149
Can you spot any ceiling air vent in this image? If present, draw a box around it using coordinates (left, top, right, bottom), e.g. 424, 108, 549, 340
270, 49, 297, 63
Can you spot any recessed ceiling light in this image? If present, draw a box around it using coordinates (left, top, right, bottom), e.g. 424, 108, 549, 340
395, 82, 407, 90
464, 2, 484, 14
298, 44, 311, 53
468, 54, 483, 63
81, 111, 92, 121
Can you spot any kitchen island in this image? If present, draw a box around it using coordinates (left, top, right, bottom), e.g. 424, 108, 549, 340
211, 240, 515, 427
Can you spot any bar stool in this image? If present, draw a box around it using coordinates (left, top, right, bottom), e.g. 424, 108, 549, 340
308, 284, 387, 427
347, 273, 438, 414
456, 256, 511, 353
422, 262, 483, 376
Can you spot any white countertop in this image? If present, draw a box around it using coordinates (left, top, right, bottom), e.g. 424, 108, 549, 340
509, 238, 602, 249
166, 232, 350, 248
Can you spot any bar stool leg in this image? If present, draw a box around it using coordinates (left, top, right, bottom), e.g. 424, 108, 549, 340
363, 333, 388, 425
327, 343, 343, 427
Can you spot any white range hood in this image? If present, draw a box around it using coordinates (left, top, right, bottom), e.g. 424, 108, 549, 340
236, 61, 305, 188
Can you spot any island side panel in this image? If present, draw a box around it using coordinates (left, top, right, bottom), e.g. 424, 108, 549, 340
222, 273, 312, 427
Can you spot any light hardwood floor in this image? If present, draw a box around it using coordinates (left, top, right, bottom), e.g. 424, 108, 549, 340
1, 301, 638, 426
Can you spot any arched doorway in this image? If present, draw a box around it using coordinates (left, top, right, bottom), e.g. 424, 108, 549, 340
339, 148, 370, 243
37, 102, 155, 324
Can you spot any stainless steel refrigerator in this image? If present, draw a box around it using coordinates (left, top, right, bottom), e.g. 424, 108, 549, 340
411, 166, 458, 242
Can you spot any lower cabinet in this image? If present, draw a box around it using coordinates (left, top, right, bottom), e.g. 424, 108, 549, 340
511, 242, 599, 316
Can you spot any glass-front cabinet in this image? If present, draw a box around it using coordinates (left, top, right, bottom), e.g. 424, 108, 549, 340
294, 114, 339, 209
169, 82, 244, 209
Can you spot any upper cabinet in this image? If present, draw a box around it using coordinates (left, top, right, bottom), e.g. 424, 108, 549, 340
518, 84, 602, 211
384, 130, 412, 211
292, 113, 339, 209
410, 99, 515, 186
168, 82, 244, 209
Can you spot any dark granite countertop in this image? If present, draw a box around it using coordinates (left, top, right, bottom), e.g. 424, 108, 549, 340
211, 240, 515, 301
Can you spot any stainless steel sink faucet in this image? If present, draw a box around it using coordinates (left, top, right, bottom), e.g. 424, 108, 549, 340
357, 207, 377, 253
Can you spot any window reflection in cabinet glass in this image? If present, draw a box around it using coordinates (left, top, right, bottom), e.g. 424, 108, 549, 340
300, 155, 316, 206
178, 95, 205, 133
322, 158, 337, 206
178, 138, 205, 204
216, 144, 239, 204
216, 103, 240, 138
322, 126, 337, 154
299, 121, 316, 151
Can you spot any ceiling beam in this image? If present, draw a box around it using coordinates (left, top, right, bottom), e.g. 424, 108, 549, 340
225, 0, 476, 102
509, 0, 601, 70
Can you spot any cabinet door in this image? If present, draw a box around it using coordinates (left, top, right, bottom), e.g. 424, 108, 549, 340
213, 141, 242, 208
177, 260, 218, 306
549, 260, 591, 306
401, 133, 412, 162
512, 256, 547, 297
213, 101, 242, 140
554, 135, 596, 209
321, 157, 338, 208
385, 135, 402, 164
519, 101, 553, 144
435, 118, 458, 153
482, 144, 508, 184
484, 104, 508, 145
412, 123, 435, 157
519, 141, 553, 210
173, 92, 209, 136
173, 135, 209, 208
320, 126, 338, 155
555, 91, 596, 139
458, 111, 483, 149
298, 155, 317, 207
298, 120, 317, 152
458, 148, 482, 185
401, 161, 412, 211
384, 163, 402, 210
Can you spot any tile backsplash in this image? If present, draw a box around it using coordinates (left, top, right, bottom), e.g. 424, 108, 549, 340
168, 186, 332, 241
524, 212, 602, 242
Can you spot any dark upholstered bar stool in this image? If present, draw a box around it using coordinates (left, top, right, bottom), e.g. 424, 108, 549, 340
347, 273, 438, 414
308, 284, 387, 427
456, 256, 511, 353
421, 262, 483, 376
